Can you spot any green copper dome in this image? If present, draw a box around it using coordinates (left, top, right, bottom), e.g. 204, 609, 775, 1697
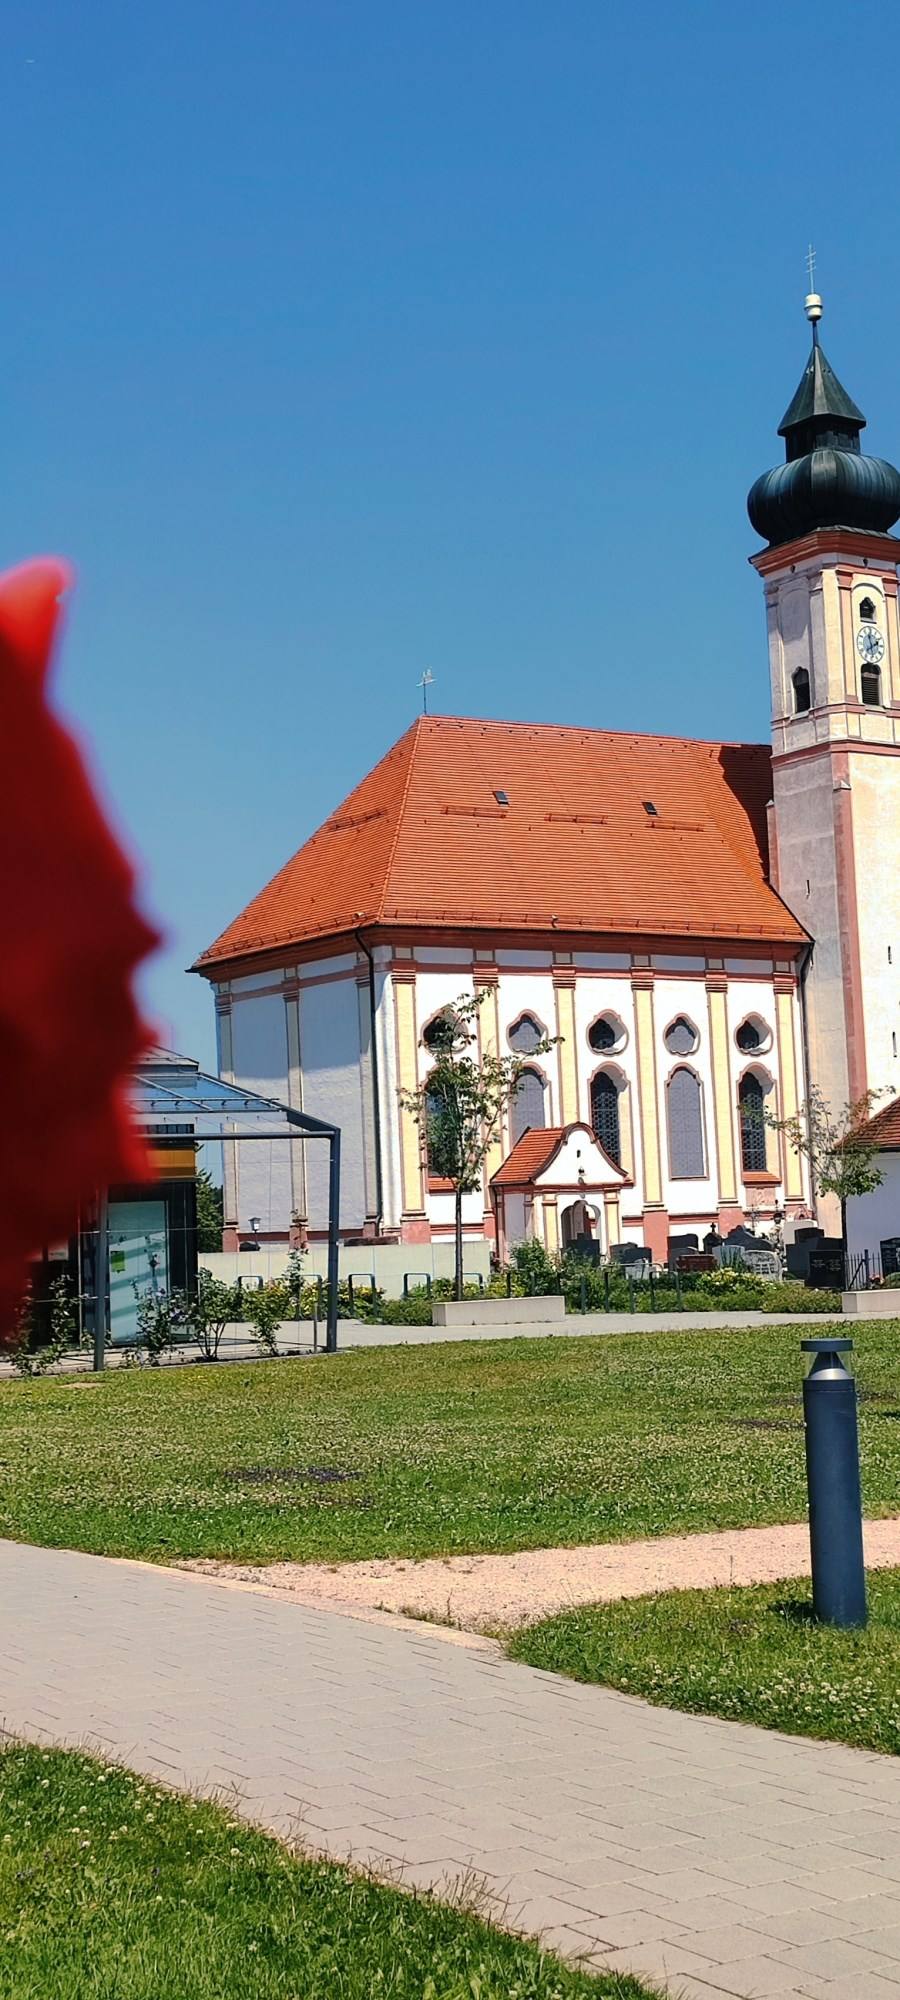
748, 311, 900, 547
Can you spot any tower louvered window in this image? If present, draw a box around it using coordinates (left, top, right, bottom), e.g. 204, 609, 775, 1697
793, 668, 811, 714
590, 1072, 621, 1166
861, 663, 881, 706
667, 1067, 705, 1178
510, 1067, 547, 1145
739, 1073, 767, 1174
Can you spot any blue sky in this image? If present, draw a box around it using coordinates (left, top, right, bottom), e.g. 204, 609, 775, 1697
4, 2, 900, 1069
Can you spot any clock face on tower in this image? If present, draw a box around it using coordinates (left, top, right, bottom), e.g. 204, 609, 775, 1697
857, 622, 886, 665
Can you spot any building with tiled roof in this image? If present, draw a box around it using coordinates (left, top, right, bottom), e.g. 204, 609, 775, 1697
195, 294, 900, 1262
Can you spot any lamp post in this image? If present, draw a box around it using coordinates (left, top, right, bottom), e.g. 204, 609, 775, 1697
801, 1336, 867, 1628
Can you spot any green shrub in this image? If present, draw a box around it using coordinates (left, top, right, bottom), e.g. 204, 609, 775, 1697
758, 1281, 841, 1313
511, 1238, 560, 1295
385, 1294, 433, 1326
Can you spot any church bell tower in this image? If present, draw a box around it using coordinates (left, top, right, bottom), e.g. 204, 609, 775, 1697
748, 287, 900, 1139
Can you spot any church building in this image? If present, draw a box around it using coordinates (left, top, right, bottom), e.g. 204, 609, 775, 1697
194, 292, 900, 1263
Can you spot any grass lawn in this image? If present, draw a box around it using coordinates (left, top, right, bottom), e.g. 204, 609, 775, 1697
509, 1569, 900, 1756
0, 1745, 657, 2000
0, 1324, 898, 1565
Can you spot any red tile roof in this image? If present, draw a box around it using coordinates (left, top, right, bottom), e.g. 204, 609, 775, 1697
194, 715, 807, 971
491, 1128, 567, 1188
856, 1096, 900, 1149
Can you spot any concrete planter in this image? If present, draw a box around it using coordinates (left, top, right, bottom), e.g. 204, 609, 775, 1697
841, 1290, 900, 1317
432, 1296, 567, 1327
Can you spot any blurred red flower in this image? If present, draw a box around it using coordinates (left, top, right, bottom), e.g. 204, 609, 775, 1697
0, 559, 158, 1338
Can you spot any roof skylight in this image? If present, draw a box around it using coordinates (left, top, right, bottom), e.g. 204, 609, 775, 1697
494, 790, 510, 806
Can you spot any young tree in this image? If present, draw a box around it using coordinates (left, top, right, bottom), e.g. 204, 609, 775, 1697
769, 1086, 886, 1242
196, 1168, 225, 1253
399, 992, 556, 1299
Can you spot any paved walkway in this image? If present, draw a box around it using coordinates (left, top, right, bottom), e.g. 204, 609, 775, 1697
4, 1540, 900, 1999
338, 1309, 846, 1349
189, 1516, 900, 1630
0, 1308, 847, 1380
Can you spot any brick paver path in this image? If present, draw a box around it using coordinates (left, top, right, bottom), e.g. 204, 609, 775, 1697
4, 1539, 900, 2000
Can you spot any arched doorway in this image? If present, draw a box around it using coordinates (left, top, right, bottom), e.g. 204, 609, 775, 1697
561, 1199, 596, 1249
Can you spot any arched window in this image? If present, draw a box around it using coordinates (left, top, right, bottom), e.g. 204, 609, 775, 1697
508, 1013, 543, 1054
422, 1008, 462, 1053
510, 1066, 547, 1145
667, 1067, 705, 1179
425, 1082, 455, 1177
793, 667, 811, 714
590, 1071, 621, 1165
739, 1073, 768, 1174
664, 1016, 700, 1057
861, 662, 881, 706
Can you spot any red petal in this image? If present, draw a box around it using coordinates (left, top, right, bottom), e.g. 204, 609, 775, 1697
0, 559, 159, 1338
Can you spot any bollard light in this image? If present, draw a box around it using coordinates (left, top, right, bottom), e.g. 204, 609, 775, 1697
801, 1337, 867, 1629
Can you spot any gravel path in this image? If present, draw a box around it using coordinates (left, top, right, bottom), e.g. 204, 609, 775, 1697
187, 1516, 900, 1631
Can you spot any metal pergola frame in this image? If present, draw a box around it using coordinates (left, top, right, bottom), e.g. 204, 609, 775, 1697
121, 1060, 342, 1355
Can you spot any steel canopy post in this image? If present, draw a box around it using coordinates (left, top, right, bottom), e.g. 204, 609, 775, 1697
326, 1129, 341, 1353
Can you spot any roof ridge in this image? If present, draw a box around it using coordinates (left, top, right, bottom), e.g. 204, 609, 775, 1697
419, 714, 768, 753
377, 716, 423, 921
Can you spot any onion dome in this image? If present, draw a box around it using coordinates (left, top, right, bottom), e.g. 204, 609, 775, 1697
748, 295, 900, 547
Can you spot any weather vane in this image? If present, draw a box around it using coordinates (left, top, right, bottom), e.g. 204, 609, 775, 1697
805, 243, 823, 332
417, 669, 435, 715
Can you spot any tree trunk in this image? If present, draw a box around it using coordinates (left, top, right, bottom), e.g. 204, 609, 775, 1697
454, 1185, 464, 1301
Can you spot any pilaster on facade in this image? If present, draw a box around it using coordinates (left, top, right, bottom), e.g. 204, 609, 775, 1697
704, 974, 738, 1212
214, 988, 240, 1249
391, 959, 427, 1226
630, 970, 663, 1223
354, 964, 380, 1234
773, 973, 805, 1201
283, 977, 308, 1238
602, 1189, 621, 1248
473, 964, 502, 1227
552, 966, 579, 1126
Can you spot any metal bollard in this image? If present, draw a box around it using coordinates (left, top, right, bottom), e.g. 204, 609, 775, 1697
580, 1271, 587, 1315
801, 1337, 867, 1629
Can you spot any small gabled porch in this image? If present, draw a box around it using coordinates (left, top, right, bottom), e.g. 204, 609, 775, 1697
490, 1122, 631, 1263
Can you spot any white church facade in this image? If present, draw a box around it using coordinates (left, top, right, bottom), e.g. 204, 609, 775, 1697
194, 293, 900, 1263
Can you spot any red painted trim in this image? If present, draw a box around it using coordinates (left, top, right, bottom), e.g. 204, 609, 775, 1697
750, 528, 900, 575
195, 915, 808, 984
774, 737, 900, 771
780, 698, 900, 720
